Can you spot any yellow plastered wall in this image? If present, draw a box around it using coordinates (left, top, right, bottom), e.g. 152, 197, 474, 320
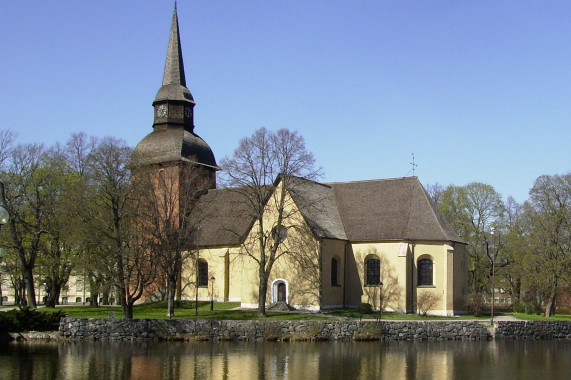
412, 242, 448, 315
349, 242, 407, 312
347, 241, 459, 315
180, 247, 228, 302
320, 239, 347, 308
208, 182, 328, 309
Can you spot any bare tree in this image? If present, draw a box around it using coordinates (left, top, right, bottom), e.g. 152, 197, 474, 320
220, 128, 321, 317
426, 182, 445, 207
84, 137, 157, 318
134, 163, 210, 318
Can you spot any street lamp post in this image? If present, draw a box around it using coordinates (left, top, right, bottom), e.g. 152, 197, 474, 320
378, 281, 384, 321
195, 253, 199, 317
0, 206, 9, 306
489, 229, 496, 327
210, 276, 215, 311
0, 248, 3, 306
491, 254, 495, 326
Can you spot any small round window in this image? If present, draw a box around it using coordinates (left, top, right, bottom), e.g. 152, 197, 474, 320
272, 225, 288, 243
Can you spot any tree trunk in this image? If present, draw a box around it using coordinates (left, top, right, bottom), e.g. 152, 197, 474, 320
44, 278, 63, 308
544, 290, 556, 317
90, 292, 99, 306
257, 277, 268, 318
22, 265, 37, 308
166, 275, 176, 318
512, 278, 521, 306
45, 288, 59, 308
118, 283, 132, 319
256, 218, 268, 318
122, 301, 134, 319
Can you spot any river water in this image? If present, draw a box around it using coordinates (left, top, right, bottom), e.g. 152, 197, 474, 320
1, 340, 569, 379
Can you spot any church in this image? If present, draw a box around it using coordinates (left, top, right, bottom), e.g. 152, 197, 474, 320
132, 7, 468, 316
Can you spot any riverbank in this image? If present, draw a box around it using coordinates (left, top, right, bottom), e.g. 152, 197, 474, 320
3, 318, 569, 342
50, 318, 571, 342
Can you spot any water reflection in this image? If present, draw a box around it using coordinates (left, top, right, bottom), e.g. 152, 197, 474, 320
0, 340, 569, 379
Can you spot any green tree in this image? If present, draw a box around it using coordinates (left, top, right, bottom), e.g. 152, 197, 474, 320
0, 143, 70, 308
439, 182, 506, 314
38, 138, 92, 308
523, 173, 571, 317
500, 196, 527, 307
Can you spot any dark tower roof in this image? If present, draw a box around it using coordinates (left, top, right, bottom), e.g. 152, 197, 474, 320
132, 5, 218, 170
133, 128, 218, 168
153, 3, 194, 105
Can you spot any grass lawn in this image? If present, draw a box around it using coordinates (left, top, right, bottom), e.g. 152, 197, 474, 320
43, 301, 325, 321
324, 309, 491, 320
510, 312, 571, 321
36, 302, 571, 321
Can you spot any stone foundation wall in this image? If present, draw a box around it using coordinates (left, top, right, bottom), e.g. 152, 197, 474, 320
56, 318, 567, 342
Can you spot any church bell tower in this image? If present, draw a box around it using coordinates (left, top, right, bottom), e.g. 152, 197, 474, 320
132, 4, 218, 189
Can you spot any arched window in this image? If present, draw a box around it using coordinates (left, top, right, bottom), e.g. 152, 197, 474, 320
198, 259, 209, 287
158, 168, 166, 189
331, 258, 339, 286
418, 259, 433, 286
365, 257, 380, 286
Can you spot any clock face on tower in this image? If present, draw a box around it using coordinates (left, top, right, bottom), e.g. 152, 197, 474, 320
184, 106, 192, 119
156, 104, 168, 118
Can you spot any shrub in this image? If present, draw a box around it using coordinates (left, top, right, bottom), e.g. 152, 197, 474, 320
0, 308, 66, 332
466, 292, 484, 316
512, 302, 526, 314
524, 302, 542, 315
358, 303, 373, 314
416, 292, 442, 316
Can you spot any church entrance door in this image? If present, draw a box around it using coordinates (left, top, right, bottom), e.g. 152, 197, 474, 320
277, 283, 286, 302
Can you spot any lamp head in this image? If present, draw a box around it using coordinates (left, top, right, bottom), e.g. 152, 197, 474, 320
0, 206, 8, 225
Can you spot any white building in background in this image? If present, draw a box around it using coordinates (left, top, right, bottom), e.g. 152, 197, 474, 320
0, 273, 97, 306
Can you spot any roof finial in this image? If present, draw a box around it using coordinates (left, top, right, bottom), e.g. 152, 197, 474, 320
410, 153, 418, 177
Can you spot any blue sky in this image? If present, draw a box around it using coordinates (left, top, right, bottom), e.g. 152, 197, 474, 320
2, 1, 570, 203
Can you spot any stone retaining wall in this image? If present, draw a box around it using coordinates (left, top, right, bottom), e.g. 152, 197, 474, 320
493, 320, 571, 340
57, 318, 571, 342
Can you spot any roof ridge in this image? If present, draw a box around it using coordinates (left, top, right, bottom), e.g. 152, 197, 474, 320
285, 175, 333, 190
325, 176, 417, 186
402, 178, 417, 239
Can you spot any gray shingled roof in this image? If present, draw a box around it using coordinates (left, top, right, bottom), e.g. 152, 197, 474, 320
327, 177, 463, 243
192, 176, 463, 248
193, 186, 271, 247
287, 177, 347, 240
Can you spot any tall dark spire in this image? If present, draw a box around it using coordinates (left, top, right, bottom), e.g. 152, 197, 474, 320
162, 3, 186, 87
153, 4, 194, 104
